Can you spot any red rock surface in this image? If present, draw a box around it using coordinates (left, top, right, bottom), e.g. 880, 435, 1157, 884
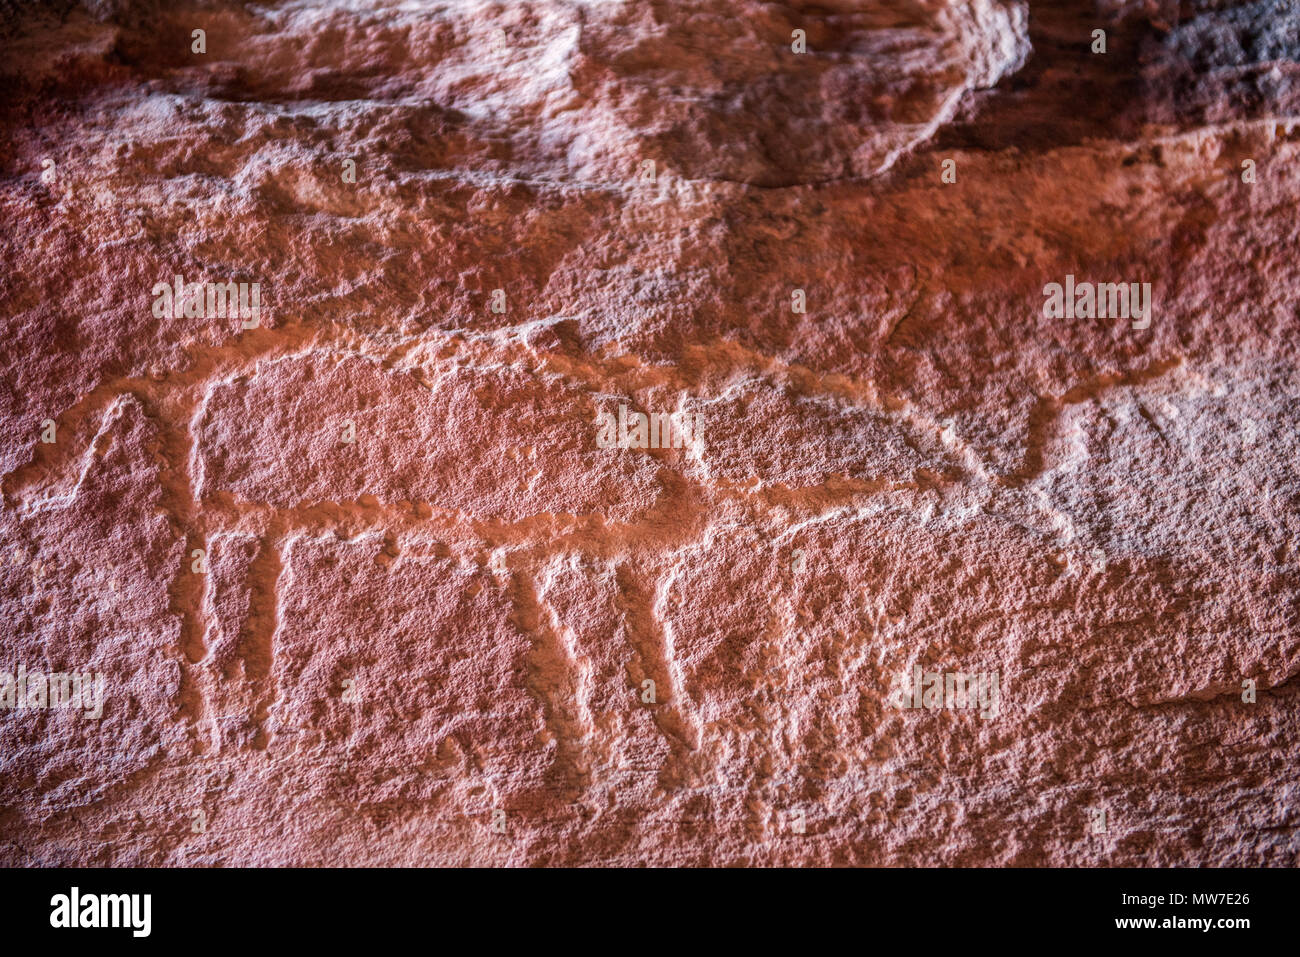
1, 0, 1298, 866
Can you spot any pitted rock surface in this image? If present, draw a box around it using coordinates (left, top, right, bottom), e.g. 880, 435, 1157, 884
1, 0, 1297, 866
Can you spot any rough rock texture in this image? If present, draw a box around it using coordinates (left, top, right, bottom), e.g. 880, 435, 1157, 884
1, 0, 1298, 866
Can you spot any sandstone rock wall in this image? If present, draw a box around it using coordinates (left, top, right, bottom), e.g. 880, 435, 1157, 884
1, 0, 1297, 866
